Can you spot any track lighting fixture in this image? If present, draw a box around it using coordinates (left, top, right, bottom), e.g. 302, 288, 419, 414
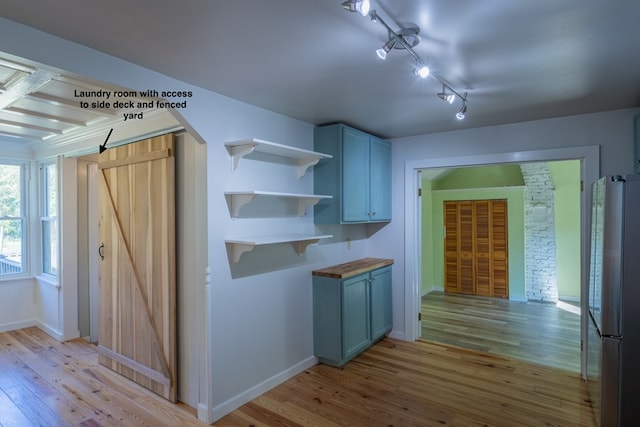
341, 0, 370, 16
341, 3, 469, 120
376, 38, 396, 60
456, 102, 467, 120
414, 64, 430, 79
437, 86, 456, 104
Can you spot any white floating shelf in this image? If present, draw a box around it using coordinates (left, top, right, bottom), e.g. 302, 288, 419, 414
224, 191, 333, 218
225, 138, 332, 178
225, 234, 333, 264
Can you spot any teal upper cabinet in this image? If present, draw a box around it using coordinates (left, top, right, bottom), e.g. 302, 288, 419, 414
314, 124, 391, 223
369, 138, 392, 221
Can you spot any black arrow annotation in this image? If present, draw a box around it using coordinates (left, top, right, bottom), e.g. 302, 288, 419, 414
99, 128, 114, 154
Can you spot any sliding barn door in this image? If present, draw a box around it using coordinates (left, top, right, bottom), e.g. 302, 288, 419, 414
444, 199, 509, 298
98, 134, 176, 401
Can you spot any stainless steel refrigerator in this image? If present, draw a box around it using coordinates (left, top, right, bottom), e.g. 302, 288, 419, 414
588, 175, 640, 426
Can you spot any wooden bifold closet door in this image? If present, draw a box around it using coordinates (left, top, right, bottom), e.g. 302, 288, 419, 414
444, 199, 508, 298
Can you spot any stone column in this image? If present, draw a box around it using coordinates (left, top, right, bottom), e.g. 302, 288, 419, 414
519, 162, 558, 303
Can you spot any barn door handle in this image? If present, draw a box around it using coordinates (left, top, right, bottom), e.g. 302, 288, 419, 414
98, 243, 104, 261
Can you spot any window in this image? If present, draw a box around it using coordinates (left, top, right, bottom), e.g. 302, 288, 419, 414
41, 162, 58, 276
0, 162, 26, 276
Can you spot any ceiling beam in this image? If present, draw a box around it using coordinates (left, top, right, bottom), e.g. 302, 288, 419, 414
0, 68, 57, 110
4, 106, 89, 126
0, 117, 64, 135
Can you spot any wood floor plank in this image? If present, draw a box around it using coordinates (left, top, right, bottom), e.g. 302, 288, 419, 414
0, 367, 67, 427
0, 387, 38, 427
0, 327, 202, 427
2, 331, 140, 426
421, 291, 582, 372
0, 332, 96, 426
1, 323, 594, 427
218, 337, 594, 427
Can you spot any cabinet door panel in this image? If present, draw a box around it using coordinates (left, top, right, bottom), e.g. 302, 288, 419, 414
475, 201, 491, 296
491, 200, 509, 298
444, 201, 460, 293
370, 266, 392, 340
459, 201, 475, 294
342, 128, 370, 222
342, 274, 371, 360
369, 137, 392, 221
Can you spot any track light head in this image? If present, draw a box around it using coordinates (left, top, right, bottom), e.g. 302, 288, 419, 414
414, 65, 430, 79
437, 91, 455, 104
438, 92, 456, 104
376, 38, 396, 60
437, 85, 456, 104
456, 103, 467, 120
341, 0, 370, 16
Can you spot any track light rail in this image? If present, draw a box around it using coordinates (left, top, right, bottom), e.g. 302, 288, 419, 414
342, 0, 468, 118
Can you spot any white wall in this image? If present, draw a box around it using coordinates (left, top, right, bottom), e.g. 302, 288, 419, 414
0, 279, 36, 332
0, 17, 372, 422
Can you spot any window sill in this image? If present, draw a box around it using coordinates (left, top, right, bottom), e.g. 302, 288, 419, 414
35, 274, 60, 288
0, 275, 32, 285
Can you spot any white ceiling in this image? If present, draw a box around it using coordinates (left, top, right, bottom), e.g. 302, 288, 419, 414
0, 55, 163, 147
1, 0, 640, 142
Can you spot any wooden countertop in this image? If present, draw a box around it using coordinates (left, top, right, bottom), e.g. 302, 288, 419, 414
312, 257, 394, 279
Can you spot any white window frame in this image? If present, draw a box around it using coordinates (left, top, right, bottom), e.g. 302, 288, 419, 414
0, 160, 28, 279
40, 161, 59, 278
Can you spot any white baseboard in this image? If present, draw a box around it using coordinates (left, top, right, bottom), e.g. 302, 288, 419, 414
388, 330, 405, 340
60, 330, 81, 341
197, 403, 213, 425
35, 321, 64, 341
211, 355, 318, 422
0, 320, 71, 343
0, 319, 37, 334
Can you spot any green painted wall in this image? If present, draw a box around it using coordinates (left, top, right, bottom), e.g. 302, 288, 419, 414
432, 164, 524, 190
421, 185, 526, 301
421, 161, 581, 302
548, 160, 581, 299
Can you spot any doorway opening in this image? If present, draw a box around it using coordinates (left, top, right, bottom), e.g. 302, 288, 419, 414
404, 146, 600, 379
419, 161, 581, 372
74, 131, 208, 409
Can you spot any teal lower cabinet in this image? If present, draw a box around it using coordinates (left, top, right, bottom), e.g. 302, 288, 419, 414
312, 258, 393, 367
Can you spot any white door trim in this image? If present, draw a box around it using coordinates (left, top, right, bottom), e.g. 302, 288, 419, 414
404, 145, 600, 379
87, 162, 99, 343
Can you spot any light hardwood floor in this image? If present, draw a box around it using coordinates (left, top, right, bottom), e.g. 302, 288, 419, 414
217, 337, 594, 426
1, 325, 594, 426
421, 292, 582, 373
0, 327, 203, 426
